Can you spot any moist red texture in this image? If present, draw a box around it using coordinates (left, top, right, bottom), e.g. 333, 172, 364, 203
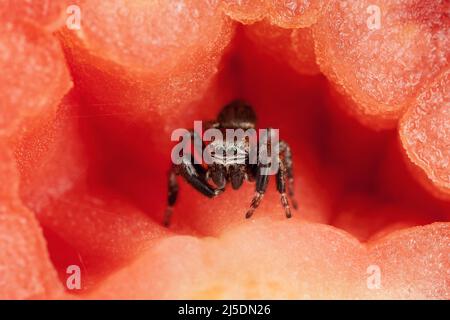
313, 0, 449, 129
0, 0, 448, 299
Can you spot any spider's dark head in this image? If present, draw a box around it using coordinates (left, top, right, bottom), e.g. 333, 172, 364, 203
217, 100, 257, 129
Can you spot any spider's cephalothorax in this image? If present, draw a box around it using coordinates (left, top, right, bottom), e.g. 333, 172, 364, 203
164, 100, 297, 226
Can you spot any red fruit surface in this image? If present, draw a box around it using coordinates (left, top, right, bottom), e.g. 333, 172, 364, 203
220, 0, 323, 28
0, 21, 72, 135
313, 0, 450, 128
0, 0, 448, 300
0, 0, 71, 31
330, 195, 435, 242
0, 146, 62, 299
244, 22, 320, 75
59, 0, 235, 126
14, 94, 89, 214
12, 94, 169, 287
400, 68, 450, 197
377, 138, 450, 220
84, 221, 449, 299
321, 86, 393, 188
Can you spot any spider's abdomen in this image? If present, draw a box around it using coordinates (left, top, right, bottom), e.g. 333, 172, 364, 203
217, 100, 257, 129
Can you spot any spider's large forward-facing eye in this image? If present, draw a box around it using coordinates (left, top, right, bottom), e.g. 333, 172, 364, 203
215, 145, 225, 155
227, 146, 238, 154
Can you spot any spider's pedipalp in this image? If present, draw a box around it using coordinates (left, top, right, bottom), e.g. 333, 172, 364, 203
210, 163, 226, 189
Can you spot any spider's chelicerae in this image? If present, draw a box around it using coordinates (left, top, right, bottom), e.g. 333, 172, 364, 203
164, 100, 297, 226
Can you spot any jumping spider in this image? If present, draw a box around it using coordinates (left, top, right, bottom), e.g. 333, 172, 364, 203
164, 100, 297, 226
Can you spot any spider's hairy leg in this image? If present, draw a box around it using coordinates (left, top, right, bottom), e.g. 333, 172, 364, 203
164, 155, 221, 227
280, 140, 298, 210
164, 167, 179, 227
245, 162, 270, 219
276, 158, 292, 218
179, 159, 219, 198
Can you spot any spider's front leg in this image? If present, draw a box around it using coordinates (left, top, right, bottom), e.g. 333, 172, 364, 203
245, 127, 278, 219
164, 168, 179, 226
245, 161, 270, 219
276, 156, 292, 218
280, 140, 298, 210
164, 155, 221, 227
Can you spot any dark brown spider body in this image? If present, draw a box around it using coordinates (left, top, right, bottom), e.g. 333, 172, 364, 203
216, 100, 257, 129
164, 100, 297, 226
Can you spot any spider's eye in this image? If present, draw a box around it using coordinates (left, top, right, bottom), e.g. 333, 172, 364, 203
226, 146, 240, 158
215, 145, 225, 154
